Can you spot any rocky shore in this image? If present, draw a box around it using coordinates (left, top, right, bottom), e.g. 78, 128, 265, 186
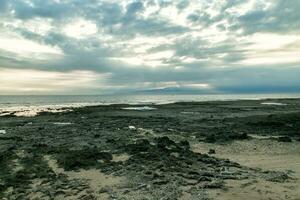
0, 99, 299, 199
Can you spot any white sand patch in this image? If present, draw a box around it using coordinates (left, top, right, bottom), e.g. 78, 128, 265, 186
68, 169, 124, 193
112, 153, 131, 162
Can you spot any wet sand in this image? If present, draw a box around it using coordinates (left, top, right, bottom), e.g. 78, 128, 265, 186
193, 139, 300, 200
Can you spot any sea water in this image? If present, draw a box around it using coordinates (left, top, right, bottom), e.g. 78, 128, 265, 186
0, 94, 300, 116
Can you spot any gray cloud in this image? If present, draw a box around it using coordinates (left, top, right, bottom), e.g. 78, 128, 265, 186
0, 0, 299, 94
237, 0, 300, 34
11, 0, 72, 19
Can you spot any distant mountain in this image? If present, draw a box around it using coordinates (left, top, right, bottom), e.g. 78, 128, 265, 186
131, 87, 215, 95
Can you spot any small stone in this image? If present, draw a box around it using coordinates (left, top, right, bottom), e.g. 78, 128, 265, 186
129, 126, 136, 130
179, 140, 190, 149
208, 149, 216, 154
123, 189, 130, 194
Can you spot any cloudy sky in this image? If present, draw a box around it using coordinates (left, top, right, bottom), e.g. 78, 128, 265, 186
0, 0, 299, 95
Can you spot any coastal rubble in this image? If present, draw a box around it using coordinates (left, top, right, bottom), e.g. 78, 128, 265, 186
0, 99, 299, 199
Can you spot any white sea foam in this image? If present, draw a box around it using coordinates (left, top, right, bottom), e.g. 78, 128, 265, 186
0, 103, 102, 117
0, 107, 71, 117
122, 106, 157, 111
53, 122, 73, 125
261, 102, 287, 106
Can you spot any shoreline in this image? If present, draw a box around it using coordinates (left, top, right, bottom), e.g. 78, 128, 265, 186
1, 97, 300, 117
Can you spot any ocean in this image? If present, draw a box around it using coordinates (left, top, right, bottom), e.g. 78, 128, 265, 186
1, 94, 300, 116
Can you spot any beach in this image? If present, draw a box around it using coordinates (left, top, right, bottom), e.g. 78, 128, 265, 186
0, 98, 300, 199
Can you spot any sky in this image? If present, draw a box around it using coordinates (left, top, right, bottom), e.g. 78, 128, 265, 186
0, 0, 299, 95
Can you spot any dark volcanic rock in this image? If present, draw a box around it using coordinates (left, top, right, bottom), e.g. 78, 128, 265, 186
0, 99, 298, 199
208, 149, 216, 154
205, 132, 249, 143
125, 139, 151, 153
263, 171, 291, 183
277, 136, 292, 142
178, 140, 190, 150
55, 149, 113, 171
155, 136, 177, 149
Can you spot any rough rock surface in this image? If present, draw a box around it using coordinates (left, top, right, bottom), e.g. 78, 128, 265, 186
1, 99, 299, 199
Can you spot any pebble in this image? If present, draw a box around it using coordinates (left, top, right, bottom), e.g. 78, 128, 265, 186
129, 126, 136, 130
208, 149, 216, 154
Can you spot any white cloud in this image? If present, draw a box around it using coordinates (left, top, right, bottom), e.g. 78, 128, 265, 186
0, 0, 300, 94
110, 50, 174, 68
239, 51, 300, 65
246, 33, 299, 50
2, 18, 53, 36
0, 69, 110, 94
238, 33, 300, 65
159, 4, 188, 27
225, 0, 257, 16
0, 34, 63, 60
63, 19, 98, 39
182, 83, 211, 88
179, 56, 209, 64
